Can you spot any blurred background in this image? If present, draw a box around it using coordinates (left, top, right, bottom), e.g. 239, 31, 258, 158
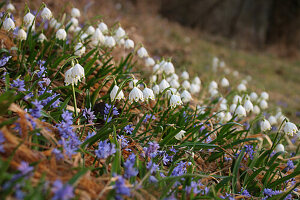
13, 0, 300, 122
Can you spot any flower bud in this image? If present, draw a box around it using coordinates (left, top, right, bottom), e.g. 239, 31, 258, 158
71, 8, 80, 18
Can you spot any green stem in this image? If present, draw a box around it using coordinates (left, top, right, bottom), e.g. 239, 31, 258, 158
72, 84, 78, 117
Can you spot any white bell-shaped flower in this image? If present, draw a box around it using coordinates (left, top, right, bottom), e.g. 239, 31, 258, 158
56, 29, 67, 40
129, 79, 139, 89
110, 85, 125, 101
3, 17, 15, 31
86, 26, 95, 35
6, 3, 15, 12
217, 112, 225, 121
145, 57, 155, 67
283, 122, 298, 136
152, 64, 161, 74
41, 7, 52, 20
170, 94, 183, 108
64, 68, 74, 86
244, 99, 253, 113
152, 84, 160, 95
268, 116, 277, 125
219, 103, 227, 111
137, 47, 148, 58
175, 130, 186, 140
49, 18, 57, 28
38, 33, 47, 42
181, 71, 189, 80
115, 26, 126, 39
233, 95, 242, 104
124, 39, 134, 49
235, 105, 246, 118
163, 61, 175, 75
71, 64, 85, 84
182, 80, 191, 90
167, 88, 178, 98
190, 84, 200, 94
223, 112, 232, 122
71, 8, 81, 18
230, 104, 237, 113
209, 89, 219, 97
193, 76, 201, 85
261, 92, 269, 100
98, 22, 108, 34
261, 119, 271, 132
129, 87, 144, 103
74, 43, 86, 57
23, 12, 35, 26
259, 99, 268, 110
250, 92, 258, 101
91, 28, 105, 47
104, 36, 116, 48
170, 79, 180, 89
275, 144, 285, 153
17, 29, 27, 41
159, 79, 170, 93
237, 83, 247, 92
253, 105, 260, 115
143, 88, 155, 101
150, 75, 157, 83
181, 90, 192, 103
209, 81, 218, 90
220, 77, 229, 87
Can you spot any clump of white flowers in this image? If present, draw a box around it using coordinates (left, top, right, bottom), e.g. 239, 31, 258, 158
170, 94, 183, 108
110, 85, 125, 101
65, 63, 85, 86
129, 87, 144, 103
71, 8, 81, 18
56, 29, 67, 40
283, 122, 298, 136
143, 87, 155, 101
137, 47, 148, 58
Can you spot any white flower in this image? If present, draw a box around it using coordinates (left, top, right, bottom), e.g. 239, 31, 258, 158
220, 77, 229, 87
117, 38, 125, 46
283, 122, 298, 136
137, 47, 148, 58
80, 33, 88, 41
159, 79, 170, 93
71, 8, 81, 18
209, 81, 218, 90
125, 39, 134, 49
181, 90, 192, 103
129, 87, 144, 103
170, 73, 179, 81
115, 26, 126, 39
56, 29, 67, 40
129, 79, 139, 89
223, 112, 232, 122
275, 144, 285, 152
86, 26, 95, 35
152, 84, 160, 95
181, 71, 189, 80
74, 43, 86, 57
268, 116, 277, 125
261, 92, 269, 100
64, 68, 73, 86
41, 7, 52, 20
212, 57, 219, 71
259, 99, 268, 110
6, 3, 15, 12
217, 112, 225, 121
98, 22, 108, 33
219, 103, 227, 111
167, 88, 178, 98
143, 88, 155, 101
170, 79, 180, 89
145, 57, 155, 67
71, 63, 85, 84
297, 131, 300, 139
233, 70, 239, 77
236, 105, 246, 118
38, 33, 47, 42
175, 130, 186, 140
230, 104, 237, 113
68, 17, 79, 28
104, 36, 116, 48
233, 95, 242, 104
150, 75, 157, 83
250, 92, 258, 101
152, 64, 161, 74
170, 94, 183, 108
244, 99, 253, 113
237, 83, 247, 92
17, 29, 27, 41
193, 76, 201, 85
49, 18, 57, 28
253, 105, 260, 115
3, 17, 15, 31
91, 28, 105, 46
182, 80, 191, 90
261, 119, 271, 132
23, 12, 35, 26
209, 89, 219, 97
190, 83, 200, 94
219, 61, 226, 68
163, 61, 175, 75
110, 85, 125, 101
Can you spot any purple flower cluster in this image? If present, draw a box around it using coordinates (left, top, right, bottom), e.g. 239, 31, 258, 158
104, 103, 119, 122
143, 114, 156, 123
95, 140, 116, 159
185, 180, 209, 195
113, 175, 131, 200
37, 60, 46, 78
18, 161, 34, 176
124, 124, 134, 135
82, 108, 96, 124
244, 144, 255, 160
171, 161, 187, 177
263, 188, 282, 200
29, 99, 43, 118
0, 131, 6, 153
52, 148, 64, 160
0, 55, 11, 67
124, 153, 138, 178
142, 141, 160, 158
286, 160, 294, 171
117, 135, 129, 149
11, 79, 26, 92
51, 180, 74, 200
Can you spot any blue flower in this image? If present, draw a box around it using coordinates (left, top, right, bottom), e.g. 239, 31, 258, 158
52, 148, 64, 160
11, 79, 26, 92
124, 153, 138, 178
143, 114, 156, 123
95, 140, 116, 159
113, 175, 131, 199
0, 55, 11, 67
82, 108, 96, 124
51, 180, 74, 200
124, 124, 134, 135
18, 161, 34, 176
29, 99, 43, 118
287, 160, 294, 171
